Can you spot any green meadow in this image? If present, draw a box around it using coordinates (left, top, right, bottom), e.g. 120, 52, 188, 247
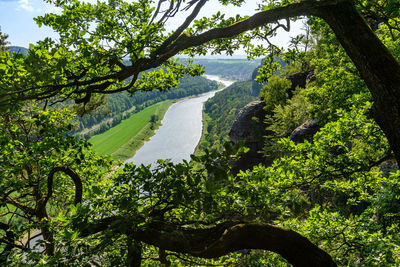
89, 100, 173, 161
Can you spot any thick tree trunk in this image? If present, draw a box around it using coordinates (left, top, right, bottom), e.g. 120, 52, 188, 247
316, 0, 400, 163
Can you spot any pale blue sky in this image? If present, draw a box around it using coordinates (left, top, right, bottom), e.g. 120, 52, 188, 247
0, 0, 302, 53
0, 0, 60, 47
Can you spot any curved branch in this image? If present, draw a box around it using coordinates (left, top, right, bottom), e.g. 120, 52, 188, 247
135, 221, 336, 267
80, 218, 336, 266
155, 0, 328, 60
45, 166, 82, 207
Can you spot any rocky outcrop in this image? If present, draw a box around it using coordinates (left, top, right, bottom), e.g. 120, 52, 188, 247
376, 160, 399, 226
289, 119, 320, 144
251, 65, 264, 97
379, 161, 399, 177
230, 70, 317, 173
286, 70, 315, 98
229, 100, 270, 174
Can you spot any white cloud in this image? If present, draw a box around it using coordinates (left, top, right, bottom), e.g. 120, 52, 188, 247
17, 0, 34, 12
42, 4, 62, 14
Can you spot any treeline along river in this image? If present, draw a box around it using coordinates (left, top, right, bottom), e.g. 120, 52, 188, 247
125, 75, 234, 166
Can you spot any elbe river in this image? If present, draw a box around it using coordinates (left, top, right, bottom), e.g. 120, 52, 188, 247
125, 75, 234, 166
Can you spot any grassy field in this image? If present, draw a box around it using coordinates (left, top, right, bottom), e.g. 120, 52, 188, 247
89, 100, 173, 161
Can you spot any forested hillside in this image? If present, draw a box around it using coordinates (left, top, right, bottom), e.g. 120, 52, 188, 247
6, 46, 29, 56
197, 81, 256, 152
191, 58, 260, 81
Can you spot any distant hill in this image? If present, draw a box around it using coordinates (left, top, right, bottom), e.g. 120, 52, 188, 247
7, 46, 29, 56
189, 58, 261, 81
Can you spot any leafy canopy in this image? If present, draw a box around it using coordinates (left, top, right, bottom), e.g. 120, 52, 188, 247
2, 0, 400, 265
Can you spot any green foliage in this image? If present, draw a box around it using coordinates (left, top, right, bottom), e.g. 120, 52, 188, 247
261, 17, 373, 159
269, 88, 309, 137
283, 204, 400, 266
21, 141, 249, 266
254, 54, 286, 84
305, 48, 369, 123
260, 75, 291, 113
250, 8, 400, 264
377, 22, 400, 61
238, 103, 397, 265
263, 87, 309, 158
0, 0, 208, 109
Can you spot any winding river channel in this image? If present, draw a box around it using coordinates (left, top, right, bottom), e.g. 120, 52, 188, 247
125, 75, 234, 166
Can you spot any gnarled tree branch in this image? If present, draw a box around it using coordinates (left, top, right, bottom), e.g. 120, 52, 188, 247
45, 166, 82, 207
80, 218, 336, 266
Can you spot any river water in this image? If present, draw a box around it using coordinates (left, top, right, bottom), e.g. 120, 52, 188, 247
125, 75, 234, 166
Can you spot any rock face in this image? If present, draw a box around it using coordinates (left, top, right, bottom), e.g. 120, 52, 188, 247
286, 70, 315, 98
289, 119, 320, 144
251, 65, 264, 97
229, 100, 269, 174
380, 161, 399, 177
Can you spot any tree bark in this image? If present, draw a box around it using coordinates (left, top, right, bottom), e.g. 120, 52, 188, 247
45, 166, 83, 207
